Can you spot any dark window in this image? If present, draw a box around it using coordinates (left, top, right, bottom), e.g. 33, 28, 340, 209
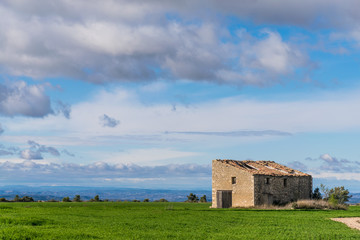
232, 177, 236, 184
265, 178, 270, 184
284, 178, 287, 187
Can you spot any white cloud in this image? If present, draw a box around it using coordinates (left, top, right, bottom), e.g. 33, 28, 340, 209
0, 1, 316, 86
311, 172, 360, 181
0, 81, 52, 117
104, 148, 202, 165
3, 87, 360, 148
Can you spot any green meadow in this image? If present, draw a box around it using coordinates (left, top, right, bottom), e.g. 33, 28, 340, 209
0, 202, 359, 239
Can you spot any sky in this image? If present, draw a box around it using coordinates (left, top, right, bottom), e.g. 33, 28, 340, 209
1, 0, 360, 191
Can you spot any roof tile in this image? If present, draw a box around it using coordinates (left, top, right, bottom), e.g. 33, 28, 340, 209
216, 159, 310, 177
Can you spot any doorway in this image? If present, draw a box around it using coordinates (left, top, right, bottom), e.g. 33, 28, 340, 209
216, 190, 232, 208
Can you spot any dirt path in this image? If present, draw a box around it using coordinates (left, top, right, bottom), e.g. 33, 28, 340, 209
331, 217, 360, 230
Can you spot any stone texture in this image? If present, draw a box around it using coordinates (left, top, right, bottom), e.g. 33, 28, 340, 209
212, 159, 312, 208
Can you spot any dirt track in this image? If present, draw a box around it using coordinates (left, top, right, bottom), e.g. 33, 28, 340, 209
331, 217, 360, 230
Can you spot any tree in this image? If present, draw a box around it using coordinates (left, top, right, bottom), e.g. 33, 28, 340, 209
186, 193, 199, 203
94, 195, 101, 202
143, 198, 150, 202
20, 196, 34, 202
312, 187, 322, 200
200, 195, 207, 203
62, 197, 71, 202
328, 186, 352, 204
13, 195, 20, 202
73, 195, 81, 202
320, 184, 352, 204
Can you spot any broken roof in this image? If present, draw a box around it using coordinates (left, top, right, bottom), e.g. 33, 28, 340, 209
215, 159, 310, 177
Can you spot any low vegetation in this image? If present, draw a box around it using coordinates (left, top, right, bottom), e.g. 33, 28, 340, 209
0, 202, 358, 239
290, 199, 348, 210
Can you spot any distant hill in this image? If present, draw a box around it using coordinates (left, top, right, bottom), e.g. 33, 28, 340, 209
0, 185, 358, 204
0, 185, 212, 202
349, 193, 360, 204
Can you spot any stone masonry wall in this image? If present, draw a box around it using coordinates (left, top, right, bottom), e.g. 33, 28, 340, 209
254, 175, 312, 205
212, 160, 254, 208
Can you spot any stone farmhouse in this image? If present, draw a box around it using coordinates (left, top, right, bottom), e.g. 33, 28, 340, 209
212, 159, 312, 208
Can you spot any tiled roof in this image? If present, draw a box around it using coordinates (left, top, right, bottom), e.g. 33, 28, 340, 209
216, 159, 310, 177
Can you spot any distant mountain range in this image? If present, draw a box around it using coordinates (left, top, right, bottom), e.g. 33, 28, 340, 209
349, 193, 360, 204
0, 185, 358, 204
0, 185, 212, 202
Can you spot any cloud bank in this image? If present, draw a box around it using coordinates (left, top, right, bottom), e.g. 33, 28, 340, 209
0, 0, 323, 86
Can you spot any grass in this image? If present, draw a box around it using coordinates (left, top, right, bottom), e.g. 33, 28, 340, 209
0, 202, 359, 239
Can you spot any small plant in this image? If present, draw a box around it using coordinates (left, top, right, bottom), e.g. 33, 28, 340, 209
165, 204, 174, 210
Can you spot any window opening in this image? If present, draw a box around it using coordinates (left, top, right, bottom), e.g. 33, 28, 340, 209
232, 177, 236, 184
284, 178, 287, 187
265, 178, 270, 185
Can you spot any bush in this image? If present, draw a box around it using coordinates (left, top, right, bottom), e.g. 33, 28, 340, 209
200, 195, 207, 203
73, 195, 81, 202
143, 198, 150, 202
0, 198, 8, 202
62, 197, 71, 202
154, 198, 168, 202
290, 199, 348, 210
321, 184, 352, 205
89, 195, 101, 202
186, 193, 199, 203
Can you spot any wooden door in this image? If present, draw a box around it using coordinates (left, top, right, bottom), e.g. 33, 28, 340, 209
216, 190, 232, 208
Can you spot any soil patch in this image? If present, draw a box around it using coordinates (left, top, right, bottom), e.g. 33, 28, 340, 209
331, 217, 360, 231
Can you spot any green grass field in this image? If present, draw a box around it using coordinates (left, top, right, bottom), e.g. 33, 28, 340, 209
0, 202, 359, 239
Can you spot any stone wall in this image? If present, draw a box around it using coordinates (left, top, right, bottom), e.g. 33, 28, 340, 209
212, 160, 254, 208
254, 175, 312, 205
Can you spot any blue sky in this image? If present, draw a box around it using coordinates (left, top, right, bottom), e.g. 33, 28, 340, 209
1, 0, 360, 191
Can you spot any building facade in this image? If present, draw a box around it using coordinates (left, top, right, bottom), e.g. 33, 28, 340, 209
212, 159, 312, 208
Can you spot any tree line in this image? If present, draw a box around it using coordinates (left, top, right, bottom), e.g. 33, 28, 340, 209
0, 194, 208, 203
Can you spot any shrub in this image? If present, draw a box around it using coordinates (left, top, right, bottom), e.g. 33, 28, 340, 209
0, 198, 8, 202
321, 184, 352, 204
186, 193, 199, 203
89, 195, 101, 202
73, 195, 81, 202
154, 198, 168, 202
62, 197, 71, 202
200, 195, 207, 203
290, 199, 348, 210
143, 198, 150, 202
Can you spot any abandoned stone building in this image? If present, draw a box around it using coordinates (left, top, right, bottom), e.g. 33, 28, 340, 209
212, 159, 312, 208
